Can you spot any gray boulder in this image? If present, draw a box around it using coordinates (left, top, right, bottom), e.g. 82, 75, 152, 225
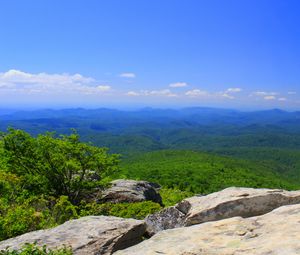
100, 179, 163, 205
0, 216, 146, 255
145, 187, 300, 235
145, 207, 186, 236
115, 204, 300, 255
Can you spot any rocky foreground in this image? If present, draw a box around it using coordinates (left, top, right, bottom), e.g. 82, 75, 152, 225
116, 204, 300, 255
1, 187, 300, 254
145, 186, 300, 234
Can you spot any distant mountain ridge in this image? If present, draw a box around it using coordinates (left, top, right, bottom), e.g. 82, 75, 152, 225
1, 107, 300, 124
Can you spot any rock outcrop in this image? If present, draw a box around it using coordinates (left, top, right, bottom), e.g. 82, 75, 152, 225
100, 179, 163, 205
115, 203, 300, 255
146, 187, 300, 235
0, 216, 146, 255
3, 187, 300, 255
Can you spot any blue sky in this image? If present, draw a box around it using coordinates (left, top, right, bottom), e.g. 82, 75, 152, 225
0, 0, 300, 109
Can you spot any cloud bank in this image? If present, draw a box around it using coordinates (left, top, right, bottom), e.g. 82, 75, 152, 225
0, 70, 111, 96
0, 69, 296, 107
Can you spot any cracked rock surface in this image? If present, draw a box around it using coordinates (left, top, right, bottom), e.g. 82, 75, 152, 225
116, 204, 300, 255
145, 187, 300, 235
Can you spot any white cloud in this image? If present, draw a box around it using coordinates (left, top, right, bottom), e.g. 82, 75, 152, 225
119, 72, 136, 78
148, 89, 177, 97
185, 88, 239, 99
250, 91, 282, 101
264, 96, 276, 100
217, 88, 242, 100
252, 91, 278, 97
0, 69, 94, 85
185, 89, 208, 97
288, 91, 296, 95
278, 97, 287, 101
0, 82, 15, 88
127, 87, 240, 100
225, 88, 242, 93
0, 69, 110, 96
126, 89, 177, 97
221, 93, 235, 99
169, 82, 188, 88
97, 85, 111, 91
126, 91, 140, 96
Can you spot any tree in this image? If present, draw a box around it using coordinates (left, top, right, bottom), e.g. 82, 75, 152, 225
0, 128, 119, 204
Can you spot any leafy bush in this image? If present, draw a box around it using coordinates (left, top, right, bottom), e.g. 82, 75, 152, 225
0, 196, 79, 241
51, 196, 78, 225
0, 244, 72, 255
0, 206, 36, 240
160, 188, 193, 207
0, 172, 21, 201
0, 201, 50, 241
80, 201, 161, 219
1, 128, 119, 204
106, 201, 161, 219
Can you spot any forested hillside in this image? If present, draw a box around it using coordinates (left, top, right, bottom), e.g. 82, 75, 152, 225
118, 150, 300, 194
1, 107, 300, 182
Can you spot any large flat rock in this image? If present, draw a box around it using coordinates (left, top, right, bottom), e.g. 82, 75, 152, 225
146, 187, 300, 234
116, 204, 300, 255
0, 216, 146, 255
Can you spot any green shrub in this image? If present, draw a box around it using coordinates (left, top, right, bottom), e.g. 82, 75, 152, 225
0, 172, 21, 201
80, 201, 161, 219
107, 201, 161, 219
0, 196, 79, 241
0, 194, 58, 241
0, 244, 72, 255
160, 188, 193, 207
0, 205, 47, 241
51, 196, 78, 225
1, 129, 119, 204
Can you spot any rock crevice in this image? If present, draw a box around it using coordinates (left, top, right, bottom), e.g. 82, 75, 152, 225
115, 204, 300, 255
145, 187, 300, 235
